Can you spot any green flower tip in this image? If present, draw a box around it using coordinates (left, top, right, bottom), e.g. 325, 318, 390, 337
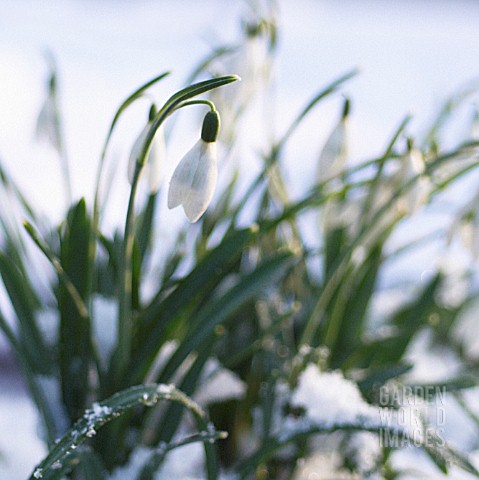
342, 98, 350, 119
48, 73, 57, 93
148, 104, 157, 122
201, 110, 221, 143
243, 19, 266, 38
406, 137, 414, 152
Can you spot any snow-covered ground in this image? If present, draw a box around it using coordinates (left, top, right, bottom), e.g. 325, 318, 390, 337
0, 355, 46, 480
1, 0, 479, 478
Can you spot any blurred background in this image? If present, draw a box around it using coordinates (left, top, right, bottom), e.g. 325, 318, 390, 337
1, 0, 478, 221
0, 0, 478, 478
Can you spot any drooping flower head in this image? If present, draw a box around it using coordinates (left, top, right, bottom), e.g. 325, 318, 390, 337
35, 72, 62, 152
395, 137, 430, 215
317, 97, 350, 184
318, 99, 351, 235
167, 110, 220, 223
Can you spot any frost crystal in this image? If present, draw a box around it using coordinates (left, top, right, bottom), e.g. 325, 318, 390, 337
157, 384, 173, 397
83, 402, 112, 438
141, 392, 158, 406
90, 402, 112, 417
33, 468, 43, 478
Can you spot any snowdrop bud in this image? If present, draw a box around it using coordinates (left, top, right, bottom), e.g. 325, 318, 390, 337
459, 211, 479, 260
341, 97, 350, 119
168, 111, 220, 223
450, 188, 479, 261
48, 72, 57, 93
148, 103, 157, 122
201, 110, 221, 142
145, 126, 165, 194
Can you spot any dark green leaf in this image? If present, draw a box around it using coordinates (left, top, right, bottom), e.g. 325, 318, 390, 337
158, 251, 296, 383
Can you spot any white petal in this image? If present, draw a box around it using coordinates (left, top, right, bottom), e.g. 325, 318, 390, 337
145, 126, 166, 194
35, 97, 60, 150
182, 142, 217, 222
317, 119, 347, 182
409, 148, 425, 175
167, 140, 201, 209
128, 125, 148, 185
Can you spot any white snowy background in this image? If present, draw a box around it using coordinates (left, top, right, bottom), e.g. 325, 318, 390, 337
1, 0, 479, 478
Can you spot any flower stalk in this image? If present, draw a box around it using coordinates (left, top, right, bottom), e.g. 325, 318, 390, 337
113, 75, 239, 385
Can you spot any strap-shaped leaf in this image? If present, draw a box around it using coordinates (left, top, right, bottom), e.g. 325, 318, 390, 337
0, 252, 49, 372
98, 72, 170, 162
234, 421, 479, 479
130, 226, 257, 382
276, 68, 358, 152
157, 251, 296, 383
28, 384, 223, 480
58, 199, 95, 420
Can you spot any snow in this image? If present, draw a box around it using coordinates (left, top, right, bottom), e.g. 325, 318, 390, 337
453, 298, 479, 361
91, 294, 118, 366
0, 389, 46, 480
194, 358, 246, 405
344, 431, 382, 474
404, 329, 463, 384
292, 451, 363, 480
391, 447, 479, 480
35, 374, 69, 436
108, 446, 151, 480
35, 308, 59, 345
109, 442, 206, 480
155, 441, 205, 480
290, 364, 379, 427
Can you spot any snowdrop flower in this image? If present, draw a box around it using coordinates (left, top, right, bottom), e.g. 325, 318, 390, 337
395, 142, 430, 215
453, 297, 479, 360
318, 99, 351, 235
459, 206, 479, 261
168, 110, 220, 223
317, 98, 349, 184
35, 73, 61, 152
238, 17, 276, 103
447, 187, 479, 261
128, 107, 165, 194
207, 15, 275, 144
471, 106, 479, 140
